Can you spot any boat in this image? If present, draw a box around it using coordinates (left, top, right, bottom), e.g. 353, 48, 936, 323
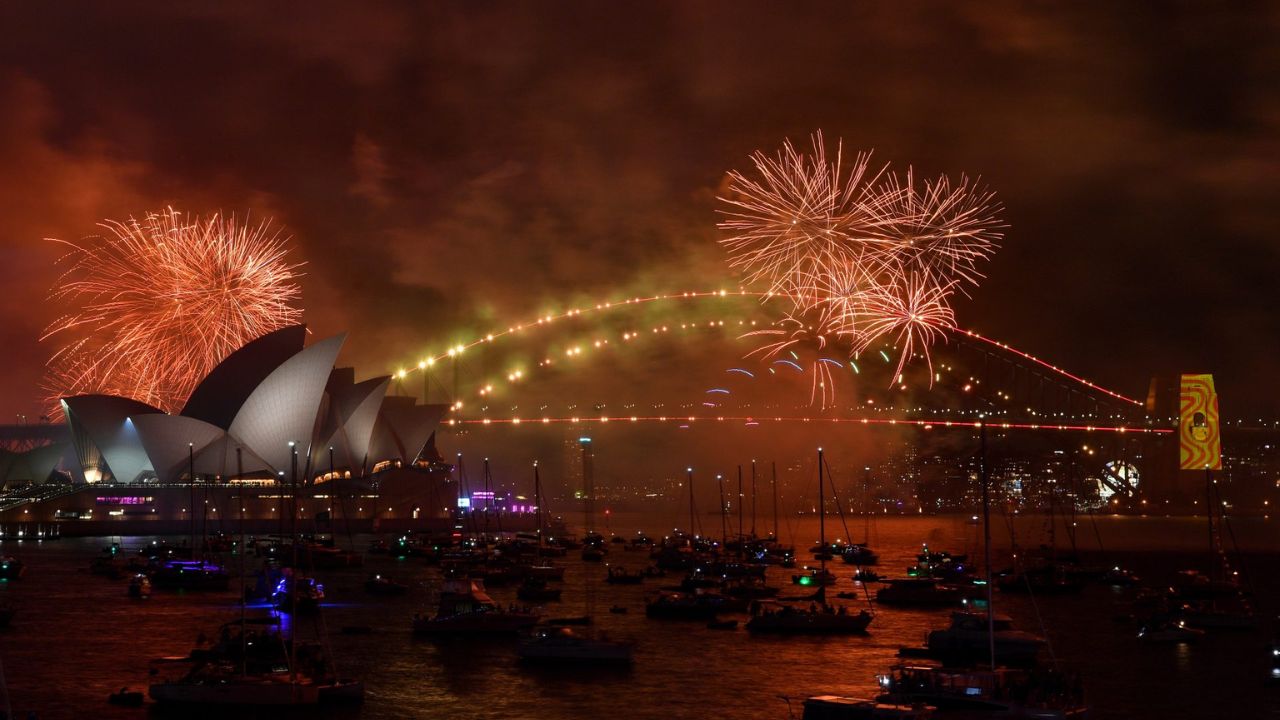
875, 664, 1087, 718
0, 557, 26, 580
107, 688, 145, 707
149, 666, 320, 706
1176, 599, 1255, 630
148, 626, 323, 707
316, 677, 365, 704
518, 562, 565, 582
516, 577, 563, 603
875, 427, 1086, 719
722, 575, 780, 600
412, 578, 539, 635
907, 547, 973, 584
997, 563, 1085, 595
838, 542, 877, 566
1099, 566, 1140, 587
745, 599, 873, 635
90, 555, 126, 579
364, 574, 410, 596
875, 579, 964, 608
302, 543, 364, 570
273, 572, 325, 614
800, 695, 933, 720
792, 566, 837, 586
707, 619, 738, 630
128, 573, 152, 599
606, 566, 645, 585
609, 605, 628, 614
1171, 569, 1241, 600
922, 612, 1046, 667
853, 569, 882, 583
517, 625, 633, 665
1138, 619, 1204, 643
644, 590, 729, 620
149, 559, 230, 591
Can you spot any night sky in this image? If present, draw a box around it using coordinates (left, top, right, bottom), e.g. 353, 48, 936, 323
2, 2, 1278, 425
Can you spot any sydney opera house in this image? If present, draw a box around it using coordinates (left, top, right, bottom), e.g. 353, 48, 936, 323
0, 326, 457, 535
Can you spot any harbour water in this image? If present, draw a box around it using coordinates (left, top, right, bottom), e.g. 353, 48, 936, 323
0, 513, 1276, 719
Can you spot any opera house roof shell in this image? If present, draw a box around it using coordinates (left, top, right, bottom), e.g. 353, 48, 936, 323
3, 326, 446, 485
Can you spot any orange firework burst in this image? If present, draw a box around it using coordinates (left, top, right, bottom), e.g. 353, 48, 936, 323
721, 132, 1002, 395
41, 208, 304, 414
717, 131, 890, 297
866, 168, 1003, 290
851, 271, 956, 384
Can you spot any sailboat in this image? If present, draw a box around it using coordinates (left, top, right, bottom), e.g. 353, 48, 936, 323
150, 445, 322, 706
519, 442, 634, 665
1167, 473, 1254, 630
875, 423, 1088, 718
747, 448, 873, 635
840, 467, 879, 566
517, 462, 566, 598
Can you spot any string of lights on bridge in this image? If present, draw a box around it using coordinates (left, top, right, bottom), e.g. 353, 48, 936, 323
445, 414, 1170, 435
392, 290, 1145, 413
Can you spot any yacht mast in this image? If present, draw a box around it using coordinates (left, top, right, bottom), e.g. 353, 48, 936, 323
771, 462, 779, 542
818, 448, 826, 577
980, 422, 995, 668
686, 467, 695, 540
534, 462, 544, 551
736, 465, 744, 557
717, 474, 728, 553
750, 460, 758, 540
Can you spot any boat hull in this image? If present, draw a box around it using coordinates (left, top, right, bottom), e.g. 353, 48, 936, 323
149, 680, 320, 706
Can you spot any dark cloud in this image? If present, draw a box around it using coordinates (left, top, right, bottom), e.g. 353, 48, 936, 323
1, 0, 1278, 436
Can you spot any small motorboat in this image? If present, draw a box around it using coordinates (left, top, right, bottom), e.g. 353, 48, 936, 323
0, 557, 26, 580
413, 579, 540, 635
1138, 620, 1205, 643
517, 626, 633, 665
706, 619, 738, 630
364, 574, 409, 596
801, 695, 933, 719
128, 573, 152, 600
517, 578, 563, 603
609, 605, 628, 614
273, 573, 325, 614
853, 569, 882, 583
875, 579, 963, 608
840, 544, 879, 566
792, 567, 837, 587
1100, 566, 1140, 587
605, 567, 644, 585
108, 687, 145, 707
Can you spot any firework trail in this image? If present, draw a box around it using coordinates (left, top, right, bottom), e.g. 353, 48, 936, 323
719, 132, 1002, 395
740, 304, 852, 409
42, 208, 304, 414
